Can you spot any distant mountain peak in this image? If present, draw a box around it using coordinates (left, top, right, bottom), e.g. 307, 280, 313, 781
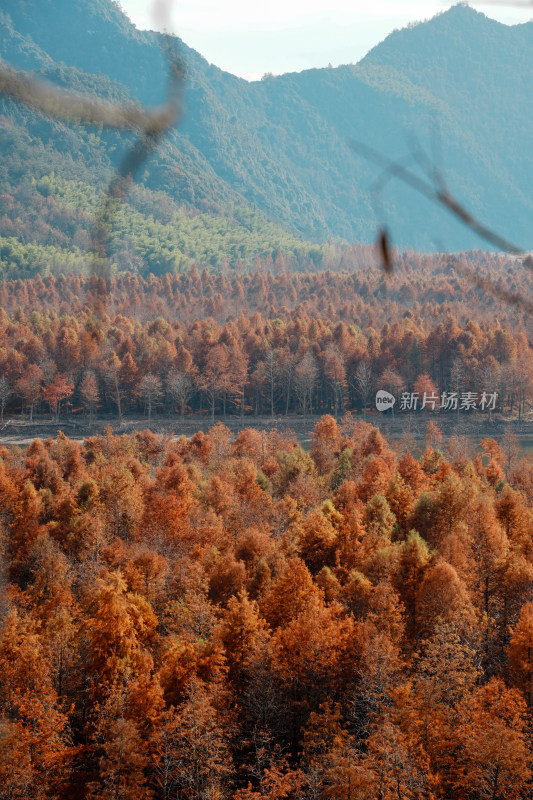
425, 2, 498, 29
362, 0, 513, 70
441, 2, 486, 17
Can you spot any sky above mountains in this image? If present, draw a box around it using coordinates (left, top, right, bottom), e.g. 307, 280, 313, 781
120, 0, 533, 80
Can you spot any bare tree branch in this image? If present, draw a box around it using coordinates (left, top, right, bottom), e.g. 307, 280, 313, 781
0, 1, 186, 298
0, 64, 180, 132
452, 260, 533, 316
349, 134, 533, 311
349, 139, 525, 256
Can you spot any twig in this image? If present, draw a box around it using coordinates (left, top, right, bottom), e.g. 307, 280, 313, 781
0, 65, 179, 132
0, 2, 186, 302
349, 138, 533, 310
453, 261, 533, 316
349, 139, 524, 256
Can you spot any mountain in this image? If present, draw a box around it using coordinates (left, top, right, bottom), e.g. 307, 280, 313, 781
0, 0, 531, 275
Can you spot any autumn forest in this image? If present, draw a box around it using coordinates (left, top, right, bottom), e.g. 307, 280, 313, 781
2, 414, 533, 799
1, 169, 533, 800
0, 252, 531, 425
3, 251, 533, 800
2, 0, 533, 797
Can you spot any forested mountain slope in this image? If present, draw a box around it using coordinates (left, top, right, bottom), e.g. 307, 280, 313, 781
0, 0, 531, 274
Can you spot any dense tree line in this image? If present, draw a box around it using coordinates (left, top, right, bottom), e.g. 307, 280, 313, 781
0, 262, 531, 421
1, 419, 533, 798
0, 251, 527, 325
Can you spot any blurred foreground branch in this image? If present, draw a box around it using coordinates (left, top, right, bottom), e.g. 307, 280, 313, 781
349, 139, 524, 256
349, 138, 531, 313
0, 1, 186, 298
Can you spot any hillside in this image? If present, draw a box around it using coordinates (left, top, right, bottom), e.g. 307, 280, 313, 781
0, 0, 531, 276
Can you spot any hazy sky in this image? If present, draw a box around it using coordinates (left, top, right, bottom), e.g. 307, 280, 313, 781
120, 1, 532, 80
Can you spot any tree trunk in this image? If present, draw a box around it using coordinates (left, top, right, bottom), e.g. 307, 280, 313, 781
285, 376, 291, 416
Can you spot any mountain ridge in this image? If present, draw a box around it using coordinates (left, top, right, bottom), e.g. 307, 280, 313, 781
0, 0, 531, 265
